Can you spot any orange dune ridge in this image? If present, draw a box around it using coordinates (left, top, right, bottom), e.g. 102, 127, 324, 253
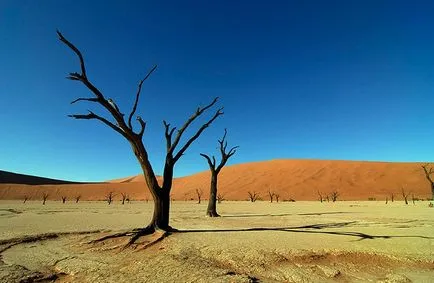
0, 159, 432, 201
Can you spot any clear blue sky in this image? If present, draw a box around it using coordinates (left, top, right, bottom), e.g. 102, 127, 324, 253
1, 1, 433, 182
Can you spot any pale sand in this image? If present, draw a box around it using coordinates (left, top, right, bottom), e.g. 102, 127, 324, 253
0, 200, 433, 282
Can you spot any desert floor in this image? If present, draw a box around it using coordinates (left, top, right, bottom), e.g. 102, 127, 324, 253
0, 200, 433, 282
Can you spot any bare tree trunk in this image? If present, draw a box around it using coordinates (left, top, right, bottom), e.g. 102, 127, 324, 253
206, 173, 219, 217
150, 190, 171, 229
431, 183, 434, 201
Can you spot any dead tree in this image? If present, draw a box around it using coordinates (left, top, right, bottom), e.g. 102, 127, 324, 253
330, 191, 339, 202
217, 193, 225, 204
274, 193, 280, 203
391, 193, 394, 202
58, 31, 223, 244
42, 193, 49, 205
268, 190, 274, 203
23, 196, 29, 204
247, 191, 260, 202
61, 196, 67, 203
195, 189, 203, 204
121, 193, 129, 205
106, 192, 115, 205
421, 164, 434, 200
401, 188, 410, 205
75, 195, 81, 203
385, 197, 388, 204
200, 129, 238, 217
317, 191, 324, 203
412, 194, 416, 205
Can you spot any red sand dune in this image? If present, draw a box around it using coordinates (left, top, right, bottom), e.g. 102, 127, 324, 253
0, 159, 432, 201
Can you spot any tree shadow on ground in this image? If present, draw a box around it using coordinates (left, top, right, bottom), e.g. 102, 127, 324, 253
175, 221, 434, 241
222, 211, 355, 218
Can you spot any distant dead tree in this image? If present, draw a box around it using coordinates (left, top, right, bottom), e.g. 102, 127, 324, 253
42, 193, 49, 205
201, 129, 238, 217
23, 195, 29, 204
195, 189, 203, 204
317, 191, 324, 203
385, 197, 388, 204
106, 192, 115, 205
391, 192, 394, 202
217, 193, 225, 204
421, 163, 434, 200
58, 30, 223, 243
61, 196, 67, 203
330, 191, 339, 202
326, 195, 330, 202
121, 193, 129, 205
274, 193, 280, 203
247, 191, 260, 202
268, 190, 274, 203
75, 195, 81, 203
401, 188, 410, 205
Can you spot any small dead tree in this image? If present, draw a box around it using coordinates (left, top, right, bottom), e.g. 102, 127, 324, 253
75, 195, 81, 203
195, 189, 203, 204
121, 193, 129, 205
106, 192, 115, 205
23, 195, 29, 204
401, 188, 410, 205
58, 30, 223, 244
385, 197, 388, 204
217, 193, 225, 204
268, 190, 274, 203
42, 193, 49, 205
330, 191, 339, 202
274, 193, 280, 203
317, 191, 324, 203
201, 129, 238, 217
247, 191, 260, 202
421, 163, 434, 200
412, 194, 416, 205
391, 192, 394, 202
326, 195, 330, 202
61, 196, 67, 203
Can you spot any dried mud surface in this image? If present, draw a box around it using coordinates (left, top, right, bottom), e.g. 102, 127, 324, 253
0, 201, 433, 282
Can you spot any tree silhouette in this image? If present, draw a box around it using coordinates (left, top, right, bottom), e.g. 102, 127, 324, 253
200, 129, 238, 217
401, 187, 410, 205
42, 193, 49, 205
421, 164, 434, 200
58, 31, 223, 244
106, 192, 115, 205
195, 189, 203, 204
247, 191, 260, 202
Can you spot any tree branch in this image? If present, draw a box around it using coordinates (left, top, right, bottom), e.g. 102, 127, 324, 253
169, 97, 219, 154
174, 107, 223, 162
128, 65, 157, 129
57, 30, 87, 79
200, 153, 216, 170
68, 111, 128, 138
71, 97, 100, 104
136, 116, 146, 137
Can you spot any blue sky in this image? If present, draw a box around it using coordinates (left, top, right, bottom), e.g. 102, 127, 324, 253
1, 1, 433, 182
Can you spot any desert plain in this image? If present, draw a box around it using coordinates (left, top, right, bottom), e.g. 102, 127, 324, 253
0, 159, 433, 282
0, 200, 433, 282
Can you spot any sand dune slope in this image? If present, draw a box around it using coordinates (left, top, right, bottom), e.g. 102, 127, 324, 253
0, 159, 432, 201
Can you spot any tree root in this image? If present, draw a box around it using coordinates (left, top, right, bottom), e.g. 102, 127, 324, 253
87, 226, 176, 251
